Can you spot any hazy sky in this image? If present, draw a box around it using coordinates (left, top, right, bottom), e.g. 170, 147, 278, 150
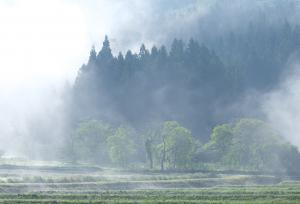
0, 0, 89, 89
0, 0, 211, 91
0, 0, 92, 155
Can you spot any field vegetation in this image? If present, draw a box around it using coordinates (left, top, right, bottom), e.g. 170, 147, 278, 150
0, 164, 296, 203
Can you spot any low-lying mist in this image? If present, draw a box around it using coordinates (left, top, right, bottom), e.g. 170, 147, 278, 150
262, 57, 300, 148
0, 0, 88, 158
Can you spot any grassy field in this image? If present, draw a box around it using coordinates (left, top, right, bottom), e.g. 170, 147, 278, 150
0, 162, 298, 203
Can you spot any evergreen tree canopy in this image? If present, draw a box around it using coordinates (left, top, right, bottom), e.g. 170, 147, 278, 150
72, 21, 300, 141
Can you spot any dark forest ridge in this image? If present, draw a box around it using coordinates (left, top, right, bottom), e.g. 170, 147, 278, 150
66, 19, 300, 173
73, 20, 300, 137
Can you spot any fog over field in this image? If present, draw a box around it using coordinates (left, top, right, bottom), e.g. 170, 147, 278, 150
2, 0, 300, 203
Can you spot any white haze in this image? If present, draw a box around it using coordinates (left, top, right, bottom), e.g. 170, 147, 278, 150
0, 0, 89, 157
262, 59, 300, 148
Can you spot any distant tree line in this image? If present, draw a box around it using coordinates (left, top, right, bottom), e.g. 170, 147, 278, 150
63, 118, 300, 173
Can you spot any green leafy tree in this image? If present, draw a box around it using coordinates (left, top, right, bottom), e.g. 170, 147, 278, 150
204, 124, 233, 162
205, 118, 300, 172
228, 119, 282, 170
107, 126, 136, 167
74, 120, 113, 164
156, 121, 195, 170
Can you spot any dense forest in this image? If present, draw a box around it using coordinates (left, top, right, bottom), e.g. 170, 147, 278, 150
63, 1, 300, 173
72, 21, 300, 138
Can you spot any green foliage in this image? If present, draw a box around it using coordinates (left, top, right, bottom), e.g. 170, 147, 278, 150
64, 117, 300, 173
156, 121, 196, 170
107, 126, 136, 167
226, 119, 282, 169
205, 118, 300, 172
205, 124, 233, 160
2, 165, 300, 203
73, 120, 113, 164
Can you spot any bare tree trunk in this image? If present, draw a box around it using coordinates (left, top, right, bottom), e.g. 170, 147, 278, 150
173, 151, 176, 169
145, 138, 153, 169
161, 137, 166, 171
150, 154, 153, 169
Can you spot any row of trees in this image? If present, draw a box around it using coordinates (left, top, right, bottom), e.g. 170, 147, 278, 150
63, 118, 300, 173
203, 119, 300, 172
64, 120, 195, 170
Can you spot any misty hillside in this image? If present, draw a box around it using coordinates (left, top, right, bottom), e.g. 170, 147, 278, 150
5, 1, 300, 203
72, 22, 300, 141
